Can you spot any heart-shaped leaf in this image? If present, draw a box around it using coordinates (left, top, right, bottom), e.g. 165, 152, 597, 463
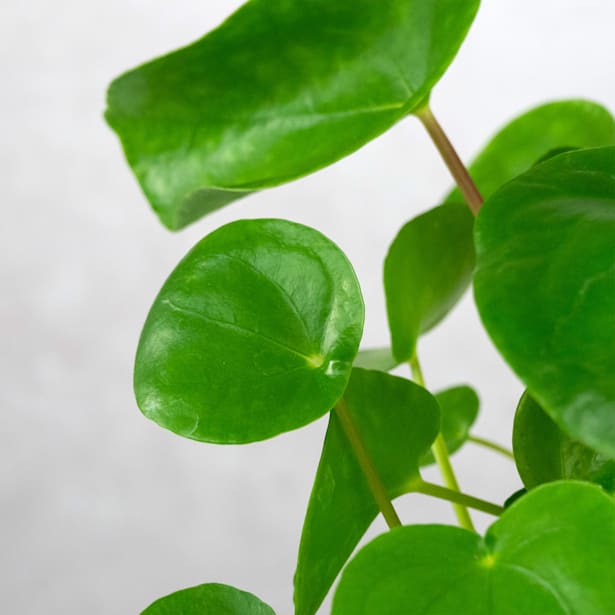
420, 385, 479, 466
134, 219, 364, 443
474, 147, 615, 457
514, 391, 615, 493
384, 203, 475, 362
141, 583, 275, 615
333, 481, 615, 615
294, 368, 439, 615
105, 0, 480, 229
353, 347, 399, 372
446, 99, 615, 203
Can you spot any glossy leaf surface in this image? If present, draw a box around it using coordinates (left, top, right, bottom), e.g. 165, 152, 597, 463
353, 347, 398, 372
333, 482, 615, 615
294, 368, 439, 615
384, 203, 474, 362
514, 391, 615, 493
430, 101, 615, 335
141, 583, 276, 615
106, 0, 480, 229
446, 99, 615, 203
134, 219, 364, 443
420, 385, 479, 466
474, 147, 615, 456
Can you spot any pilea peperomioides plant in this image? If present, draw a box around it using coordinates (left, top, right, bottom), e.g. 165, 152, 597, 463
105, 1, 615, 613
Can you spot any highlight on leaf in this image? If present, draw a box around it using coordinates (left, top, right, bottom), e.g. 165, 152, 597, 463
105, 0, 480, 229
474, 146, 615, 458
134, 218, 364, 444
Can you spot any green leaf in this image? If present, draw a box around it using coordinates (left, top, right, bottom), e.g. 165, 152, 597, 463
141, 583, 276, 615
418, 102, 615, 342
503, 487, 526, 509
533, 146, 579, 166
134, 218, 364, 443
514, 391, 615, 494
446, 99, 615, 203
294, 368, 439, 615
420, 385, 479, 466
384, 203, 475, 362
474, 147, 615, 457
105, 0, 480, 230
333, 482, 615, 615
353, 347, 399, 372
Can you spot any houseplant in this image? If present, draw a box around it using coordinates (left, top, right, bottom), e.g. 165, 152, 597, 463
105, 0, 615, 612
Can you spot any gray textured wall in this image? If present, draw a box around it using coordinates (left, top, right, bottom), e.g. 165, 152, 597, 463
3, 1, 614, 613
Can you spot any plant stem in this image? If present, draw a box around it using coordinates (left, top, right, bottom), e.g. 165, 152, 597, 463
468, 435, 514, 459
415, 105, 483, 216
413, 480, 504, 517
334, 399, 402, 529
409, 354, 475, 531
430, 434, 476, 530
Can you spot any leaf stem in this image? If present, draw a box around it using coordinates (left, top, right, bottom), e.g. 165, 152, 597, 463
415, 105, 483, 216
468, 435, 514, 459
334, 399, 402, 529
409, 354, 475, 531
413, 480, 503, 517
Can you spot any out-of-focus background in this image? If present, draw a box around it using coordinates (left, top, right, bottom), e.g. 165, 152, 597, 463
2, 1, 614, 613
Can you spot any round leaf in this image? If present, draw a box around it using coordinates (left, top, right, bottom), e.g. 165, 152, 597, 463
333, 482, 615, 615
134, 219, 364, 443
106, 0, 480, 229
446, 99, 615, 203
141, 583, 275, 615
420, 385, 480, 466
294, 368, 439, 615
514, 391, 615, 493
384, 203, 475, 362
474, 147, 615, 457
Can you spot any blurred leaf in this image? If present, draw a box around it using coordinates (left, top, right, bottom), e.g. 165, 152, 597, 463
514, 391, 615, 493
420, 385, 479, 466
474, 147, 615, 457
134, 219, 363, 443
446, 99, 615, 203
294, 368, 439, 615
333, 482, 615, 614
141, 583, 275, 615
384, 203, 474, 362
353, 347, 399, 372
106, 0, 480, 229
533, 146, 578, 166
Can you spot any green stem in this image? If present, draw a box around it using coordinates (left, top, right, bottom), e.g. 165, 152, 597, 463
468, 435, 514, 459
430, 433, 476, 530
413, 480, 504, 517
409, 354, 475, 531
408, 354, 426, 387
415, 105, 484, 216
334, 399, 402, 529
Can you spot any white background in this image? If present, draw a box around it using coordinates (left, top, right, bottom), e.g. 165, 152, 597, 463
2, 1, 614, 613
